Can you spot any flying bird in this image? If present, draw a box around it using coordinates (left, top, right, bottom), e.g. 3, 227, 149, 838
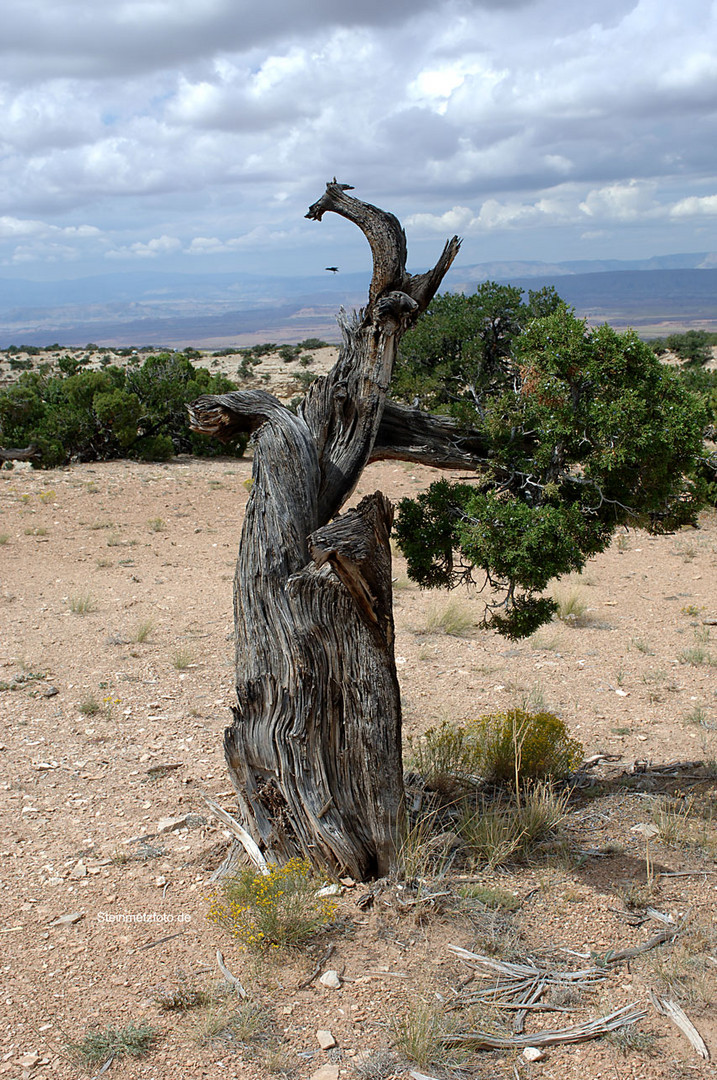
325, 266, 339, 273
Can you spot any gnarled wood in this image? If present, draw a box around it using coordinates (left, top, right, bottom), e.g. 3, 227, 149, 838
0, 444, 39, 462
373, 400, 492, 469
190, 182, 460, 878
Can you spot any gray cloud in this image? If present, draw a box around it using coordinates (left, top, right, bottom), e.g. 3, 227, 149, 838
1, 0, 716, 276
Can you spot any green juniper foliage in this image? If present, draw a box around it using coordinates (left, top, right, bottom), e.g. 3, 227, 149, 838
671, 365, 717, 506
0, 351, 246, 467
393, 286, 706, 637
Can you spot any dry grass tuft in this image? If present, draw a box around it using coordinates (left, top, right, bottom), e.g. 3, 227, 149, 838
425, 599, 475, 637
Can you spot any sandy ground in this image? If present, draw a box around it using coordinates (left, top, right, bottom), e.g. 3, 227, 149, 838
1, 448, 716, 1080
1, 343, 717, 1079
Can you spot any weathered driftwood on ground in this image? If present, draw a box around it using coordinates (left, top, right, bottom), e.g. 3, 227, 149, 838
445, 948, 647, 1050
189, 181, 461, 878
649, 990, 710, 1060
442, 1002, 647, 1051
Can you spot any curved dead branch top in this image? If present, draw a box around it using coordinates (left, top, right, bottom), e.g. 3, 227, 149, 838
306, 179, 407, 309
306, 178, 461, 317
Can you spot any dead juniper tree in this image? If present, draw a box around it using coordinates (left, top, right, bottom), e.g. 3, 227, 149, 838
189, 180, 470, 879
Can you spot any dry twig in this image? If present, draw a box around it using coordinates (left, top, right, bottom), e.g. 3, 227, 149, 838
649, 991, 710, 1061
216, 949, 247, 998
296, 943, 336, 990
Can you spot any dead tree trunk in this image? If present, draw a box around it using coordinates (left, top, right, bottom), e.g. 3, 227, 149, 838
189, 181, 460, 879
0, 445, 39, 463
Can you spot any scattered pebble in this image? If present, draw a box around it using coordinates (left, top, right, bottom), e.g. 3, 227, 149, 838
157, 814, 192, 833
310, 1065, 339, 1080
48, 912, 83, 926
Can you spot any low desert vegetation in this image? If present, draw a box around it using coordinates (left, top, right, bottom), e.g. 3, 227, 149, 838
0, 351, 246, 467
79, 694, 101, 717
193, 993, 268, 1048
66, 1020, 157, 1068
131, 619, 155, 643
403, 709, 580, 872
459, 783, 570, 868
408, 708, 583, 792
69, 592, 97, 615
207, 857, 338, 949
553, 587, 590, 625
154, 971, 211, 1012
389, 1000, 466, 1073
424, 598, 475, 636
171, 646, 193, 670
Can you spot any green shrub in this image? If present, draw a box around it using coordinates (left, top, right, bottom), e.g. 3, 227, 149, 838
409, 708, 583, 790
67, 1021, 156, 1067
0, 352, 246, 468
297, 338, 330, 350
394, 298, 707, 638
407, 720, 474, 793
468, 708, 583, 786
207, 858, 337, 948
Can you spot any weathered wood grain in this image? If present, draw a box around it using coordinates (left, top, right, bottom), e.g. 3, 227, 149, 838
189, 181, 460, 878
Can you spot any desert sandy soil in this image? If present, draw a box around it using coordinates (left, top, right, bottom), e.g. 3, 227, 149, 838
1, 369, 717, 1079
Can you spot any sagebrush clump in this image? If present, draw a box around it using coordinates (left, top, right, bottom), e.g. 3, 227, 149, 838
410, 708, 583, 789
207, 857, 337, 948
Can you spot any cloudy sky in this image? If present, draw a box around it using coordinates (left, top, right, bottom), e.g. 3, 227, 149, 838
1, 0, 717, 281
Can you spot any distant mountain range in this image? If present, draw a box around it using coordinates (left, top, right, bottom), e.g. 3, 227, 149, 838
1, 252, 716, 348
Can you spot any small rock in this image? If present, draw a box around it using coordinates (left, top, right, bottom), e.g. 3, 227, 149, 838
316, 1029, 336, 1049
49, 912, 84, 926
69, 860, 87, 879
310, 1066, 339, 1080
523, 1046, 546, 1062
631, 822, 659, 840
155, 875, 167, 887
319, 969, 342, 989
41, 685, 59, 698
157, 814, 192, 834
18, 1052, 40, 1070
316, 884, 341, 897
435, 830, 462, 850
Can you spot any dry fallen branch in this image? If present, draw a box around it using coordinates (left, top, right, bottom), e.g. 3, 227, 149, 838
137, 931, 184, 950
448, 946, 607, 986
443, 1002, 647, 1051
602, 923, 682, 965
200, 791, 269, 875
216, 949, 247, 998
296, 943, 336, 990
447, 946, 608, 1035
649, 991, 710, 1061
